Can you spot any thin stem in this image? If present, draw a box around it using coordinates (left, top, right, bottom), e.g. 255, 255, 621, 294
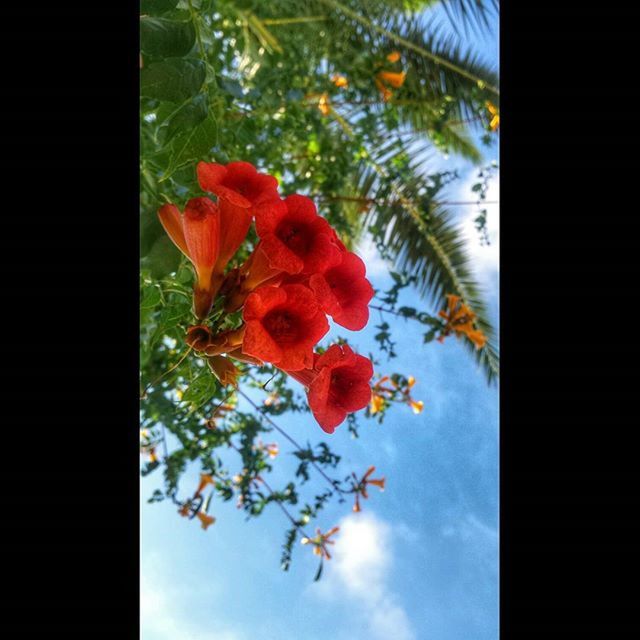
227, 440, 312, 539
370, 304, 408, 319
162, 288, 191, 298
161, 422, 169, 460
370, 303, 439, 323
187, 0, 207, 62
140, 347, 193, 400
316, 194, 498, 207
439, 200, 498, 205
207, 386, 238, 426
258, 475, 313, 539
262, 16, 327, 25
237, 388, 344, 495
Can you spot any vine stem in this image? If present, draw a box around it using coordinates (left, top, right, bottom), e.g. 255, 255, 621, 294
140, 347, 193, 400
227, 440, 313, 540
237, 388, 345, 495
262, 16, 327, 25
315, 194, 498, 206
187, 0, 207, 62
371, 304, 419, 320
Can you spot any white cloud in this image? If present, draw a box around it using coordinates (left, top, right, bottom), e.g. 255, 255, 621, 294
141, 554, 245, 640
309, 512, 416, 640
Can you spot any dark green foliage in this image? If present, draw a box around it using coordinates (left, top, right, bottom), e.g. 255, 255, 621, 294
140, 17, 196, 58
141, 58, 206, 103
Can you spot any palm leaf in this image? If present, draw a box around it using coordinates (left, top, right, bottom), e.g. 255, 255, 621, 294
354, 149, 499, 383
398, 18, 499, 119
438, 0, 499, 39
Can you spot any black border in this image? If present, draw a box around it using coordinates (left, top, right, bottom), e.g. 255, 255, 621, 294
2, 2, 140, 636
1, 1, 638, 636
501, 2, 639, 636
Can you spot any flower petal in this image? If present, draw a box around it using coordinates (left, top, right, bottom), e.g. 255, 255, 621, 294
158, 203, 189, 258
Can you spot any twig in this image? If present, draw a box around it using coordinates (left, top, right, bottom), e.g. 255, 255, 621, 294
227, 440, 312, 539
140, 347, 193, 400
262, 16, 327, 25
237, 388, 344, 495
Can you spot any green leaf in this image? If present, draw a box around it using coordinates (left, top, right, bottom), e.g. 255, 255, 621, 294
157, 297, 192, 328
141, 235, 182, 279
140, 207, 165, 258
182, 372, 218, 406
140, 0, 179, 15
141, 285, 162, 310
140, 17, 196, 58
161, 113, 217, 181
141, 58, 206, 103
163, 93, 208, 144
423, 329, 437, 343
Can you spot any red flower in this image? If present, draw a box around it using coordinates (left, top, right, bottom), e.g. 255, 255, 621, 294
309, 252, 374, 330
157, 197, 220, 292
157, 202, 189, 257
216, 199, 252, 274
197, 160, 279, 211
232, 239, 286, 297
242, 284, 329, 370
255, 195, 342, 275
290, 344, 373, 433
197, 161, 279, 281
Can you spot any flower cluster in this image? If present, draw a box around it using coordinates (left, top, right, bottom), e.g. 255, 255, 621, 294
301, 526, 340, 560
351, 465, 386, 513
140, 428, 159, 465
485, 101, 500, 132
255, 440, 279, 460
369, 374, 424, 416
159, 161, 375, 433
176, 473, 217, 530
375, 51, 406, 101
437, 294, 487, 349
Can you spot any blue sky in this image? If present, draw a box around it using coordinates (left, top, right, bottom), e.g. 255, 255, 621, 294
141, 7, 499, 640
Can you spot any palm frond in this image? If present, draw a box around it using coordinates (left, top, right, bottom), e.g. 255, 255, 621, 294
399, 19, 499, 119
315, 0, 499, 95
437, 0, 499, 39
354, 148, 499, 383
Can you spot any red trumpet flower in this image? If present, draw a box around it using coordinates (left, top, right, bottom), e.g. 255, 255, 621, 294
158, 197, 220, 318
255, 194, 342, 275
309, 251, 374, 330
242, 284, 329, 370
216, 200, 252, 272
231, 237, 286, 297
197, 160, 279, 211
197, 161, 280, 289
158, 198, 220, 291
288, 344, 373, 433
